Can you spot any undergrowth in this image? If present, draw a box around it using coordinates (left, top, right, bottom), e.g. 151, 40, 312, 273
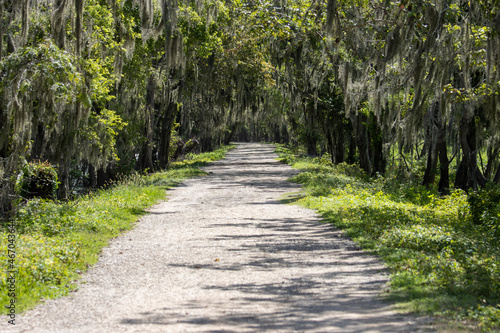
275, 144, 500, 332
0, 145, 234, 314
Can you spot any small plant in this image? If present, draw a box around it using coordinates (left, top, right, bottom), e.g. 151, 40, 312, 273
15, 161, 59, 200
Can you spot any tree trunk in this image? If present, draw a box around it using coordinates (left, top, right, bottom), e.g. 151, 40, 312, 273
332, 114, 345, 164
89, 164, 97, 188
422, 141, 438, 187
224, 123, 238, 145
352, 113, 372, 174
97, 166, 109, 188
75, 0, 84, 56
58, 161, 70, 200
0, 1, 3, 61
53, 0, 68, 49
158, 98, 177, 169
437, 123, 450, 195
138, 75, 155, 171
347, 131, 356, 164
422, 103, 439, 187
21, 0, 29, 44
304, 107, 318, 156
494, 164, 500, 183
369, 113, 385, 175
485, 147, 499, 181
358, 137, 372, 175
1, 1, 17, 59
326, 131, 335, 164
455, 115, 487, 191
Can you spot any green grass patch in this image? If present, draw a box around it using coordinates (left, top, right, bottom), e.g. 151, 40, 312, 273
0, 144, 234, 314
275, 144, 500, 331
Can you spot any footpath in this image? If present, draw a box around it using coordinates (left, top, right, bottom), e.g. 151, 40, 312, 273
4, 143, 433, 332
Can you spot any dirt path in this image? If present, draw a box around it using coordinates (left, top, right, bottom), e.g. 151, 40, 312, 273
5, 143, 433, 332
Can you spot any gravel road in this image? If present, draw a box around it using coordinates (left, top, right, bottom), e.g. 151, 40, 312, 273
3, 142, 433, 332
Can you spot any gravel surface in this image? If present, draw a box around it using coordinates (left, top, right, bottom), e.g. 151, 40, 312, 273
3, 142, 434, 332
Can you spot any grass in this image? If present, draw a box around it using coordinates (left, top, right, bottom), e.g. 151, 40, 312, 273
275, 144, 500, 332
0, 144, 234, 314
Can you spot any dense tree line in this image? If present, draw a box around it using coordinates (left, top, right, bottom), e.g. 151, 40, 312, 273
1, 0, 499, 215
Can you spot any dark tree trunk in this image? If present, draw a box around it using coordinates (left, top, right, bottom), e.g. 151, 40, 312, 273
422, 103, 438, 187
335, 135, 345, 164
224, 123, 238, 145
347, 131, 356, 164
485, 147, 499, 181
369, 114, 385, 175
75, 0, 84, 56
352, 113, 372, 174
138, 75, 155, 171
455, 115, 487, 191
332, 114, 345, 164
303, 107, 318, 156
158, 98, 178, 169
305, 129, 318, 156
32, 123, 45, 160
494, 164, 500, 183
358, 136, 372, 175
97, 166, 109, 188
422, 141, 438, 187
326, 131, 335, 164
372, 137, 385, 175
0, 1, 3, 61
201, 138, 213, 152
437, 123, 450, 194
89, 164, 97, 188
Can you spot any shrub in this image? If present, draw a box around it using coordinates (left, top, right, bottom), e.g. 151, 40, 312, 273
380, 225, 459, 254
16, 161, 59, 200
468, 183, 500, 241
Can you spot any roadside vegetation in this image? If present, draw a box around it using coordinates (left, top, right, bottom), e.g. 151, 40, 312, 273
276, 144, 500, 332
0, 145, 233, 314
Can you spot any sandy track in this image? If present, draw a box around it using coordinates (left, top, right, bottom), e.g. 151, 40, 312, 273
3, 143, 433, 332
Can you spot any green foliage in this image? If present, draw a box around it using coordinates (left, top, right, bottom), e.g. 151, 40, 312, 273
178, 1, 227, 58
79, 109, 127, 163
468, 184, 500, 242
15, 161, 59, 200
0, 41, 85, 105
0, 41, 87, 159
276, 145, 500, 330
14, 199, 76, 236
0, 233, 83, 310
